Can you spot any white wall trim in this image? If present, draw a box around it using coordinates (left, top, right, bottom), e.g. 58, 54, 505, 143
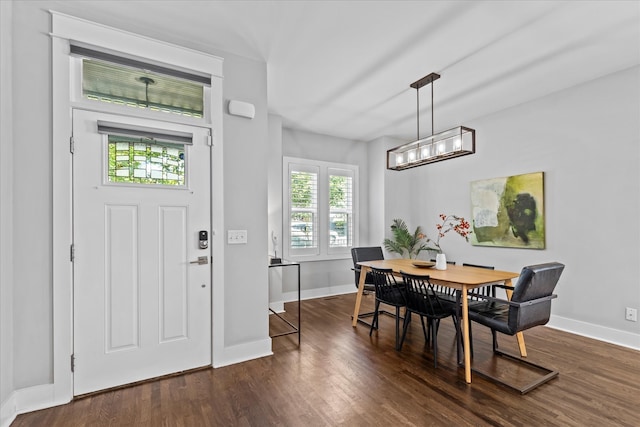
49, 11, 222, 79
51, 11, 225, 407
0, 392, 15, 427
269, 301, 285, 313
214, 339, 273, 368
1, 384, 69, 427
283, 283, 355, 302
548, 315, 640, 351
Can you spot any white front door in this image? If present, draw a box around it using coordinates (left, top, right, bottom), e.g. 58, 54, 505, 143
72, 109, 212, 395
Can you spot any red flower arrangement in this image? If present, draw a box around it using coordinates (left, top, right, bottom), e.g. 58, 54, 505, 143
426, 214, 472, 254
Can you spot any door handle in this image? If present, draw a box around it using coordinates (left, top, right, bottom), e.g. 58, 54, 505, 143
190, 256, 209, 265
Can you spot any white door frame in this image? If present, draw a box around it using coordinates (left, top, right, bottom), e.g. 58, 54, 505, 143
51, 12, 225, 404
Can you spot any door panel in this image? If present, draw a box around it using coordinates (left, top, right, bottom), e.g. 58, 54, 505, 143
159, 205, 188, 342
72, 109, 211, 395
105, 204, 139, 353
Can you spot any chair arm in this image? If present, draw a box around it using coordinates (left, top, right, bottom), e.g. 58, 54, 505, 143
489, 283, 516, 291
467, 292, 557, 307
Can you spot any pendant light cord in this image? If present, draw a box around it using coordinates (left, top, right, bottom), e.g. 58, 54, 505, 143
431, 81, 434, 137
416, 79, 436, 140
416, 86, 420, 140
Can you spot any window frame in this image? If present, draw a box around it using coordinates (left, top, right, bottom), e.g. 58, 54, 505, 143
69, 45, 211, 128
283, 157, 358, 261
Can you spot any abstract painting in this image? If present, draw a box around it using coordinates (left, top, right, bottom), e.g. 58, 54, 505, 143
470, 172, 545, 249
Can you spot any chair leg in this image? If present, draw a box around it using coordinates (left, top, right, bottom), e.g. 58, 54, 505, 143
399, 311, 411, 350
369, 300, 380, 337
431, 319, 439, 369
418, 316, 428, 344
492, 329, 498, 352
394, 306, 401, 350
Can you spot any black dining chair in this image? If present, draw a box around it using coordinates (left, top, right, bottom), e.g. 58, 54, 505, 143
467, 262, 565, 393
399, 271, 459, 368
351, 247, 394, 327
369, 267, 406, 350
429, 259, 458, 303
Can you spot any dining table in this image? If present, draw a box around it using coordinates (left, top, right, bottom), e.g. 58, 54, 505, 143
352, 259, 523, 384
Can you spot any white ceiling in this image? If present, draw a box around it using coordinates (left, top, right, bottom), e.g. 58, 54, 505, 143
47, 0, 640, 142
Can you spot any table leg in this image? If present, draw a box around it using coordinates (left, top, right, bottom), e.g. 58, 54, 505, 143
351, 266, 368, 327
504, 279, 527, 357
462, 285, 472, 383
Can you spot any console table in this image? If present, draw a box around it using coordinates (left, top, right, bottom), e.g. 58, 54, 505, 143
268, 260, 300, 345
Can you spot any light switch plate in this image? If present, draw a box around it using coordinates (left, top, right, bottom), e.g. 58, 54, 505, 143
228, 229, 248, 244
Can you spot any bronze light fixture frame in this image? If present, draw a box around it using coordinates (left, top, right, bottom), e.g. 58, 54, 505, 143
387, 72, 476, 171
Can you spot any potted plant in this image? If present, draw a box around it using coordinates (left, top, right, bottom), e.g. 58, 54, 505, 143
383, 218, 430, 259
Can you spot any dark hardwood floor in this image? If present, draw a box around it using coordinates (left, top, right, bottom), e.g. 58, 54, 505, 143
13, 292, 640, 426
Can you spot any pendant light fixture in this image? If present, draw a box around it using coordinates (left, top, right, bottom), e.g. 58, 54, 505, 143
387, 72, 475, 170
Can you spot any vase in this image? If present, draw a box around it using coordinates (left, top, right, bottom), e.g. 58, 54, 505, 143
435, 253, 447, 270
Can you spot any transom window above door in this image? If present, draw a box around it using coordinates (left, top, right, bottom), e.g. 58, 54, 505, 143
83, 59, 204, 118
71, 44, 210, 119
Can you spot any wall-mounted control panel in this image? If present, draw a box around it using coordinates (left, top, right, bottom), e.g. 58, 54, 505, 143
228, 229, 248, 244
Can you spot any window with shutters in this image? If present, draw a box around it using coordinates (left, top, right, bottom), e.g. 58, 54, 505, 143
284, 157, 358, 260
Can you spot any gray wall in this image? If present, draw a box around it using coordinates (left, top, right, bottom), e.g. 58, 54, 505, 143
387, 66, 640, 342
275, 67, 640, 346
4, 0, 269, 393
281, 128, 370, 292
0, 0, 14, 406
11, 0, 54, 390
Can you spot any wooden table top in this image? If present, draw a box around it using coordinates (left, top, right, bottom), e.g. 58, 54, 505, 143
357, 259, 520, 288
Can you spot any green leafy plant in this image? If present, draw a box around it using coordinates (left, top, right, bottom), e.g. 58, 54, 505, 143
383, 218, 430, 259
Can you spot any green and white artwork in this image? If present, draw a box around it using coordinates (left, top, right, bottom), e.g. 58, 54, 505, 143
470, 172, 545, 249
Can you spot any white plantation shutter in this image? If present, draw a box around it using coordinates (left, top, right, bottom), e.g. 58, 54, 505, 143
284, 157, 358, 260
328, 169, 353, 249
289, 164, 319, 255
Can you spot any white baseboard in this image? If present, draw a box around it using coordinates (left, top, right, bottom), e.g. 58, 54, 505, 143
282, 283, 355, 303
548, 315, 640, 351
0, 392, 16, 427
269, 301, 285, 313
213, 337, 273, 368
1, 383, 69, 427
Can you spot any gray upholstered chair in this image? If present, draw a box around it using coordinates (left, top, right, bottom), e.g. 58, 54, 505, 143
467, 262, 565, 393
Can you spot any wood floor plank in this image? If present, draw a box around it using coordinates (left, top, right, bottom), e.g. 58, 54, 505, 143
12, 292, 640, 426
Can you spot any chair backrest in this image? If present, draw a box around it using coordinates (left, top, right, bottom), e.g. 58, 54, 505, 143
462, 263, 494, 270
512, 262, 565, 302
463, 263, 495, 297
508, 262, 565, 331
351, 247, 384, 286
370, 267, 402, 303
400, 272, 448, 316
431, 259, 456, 265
